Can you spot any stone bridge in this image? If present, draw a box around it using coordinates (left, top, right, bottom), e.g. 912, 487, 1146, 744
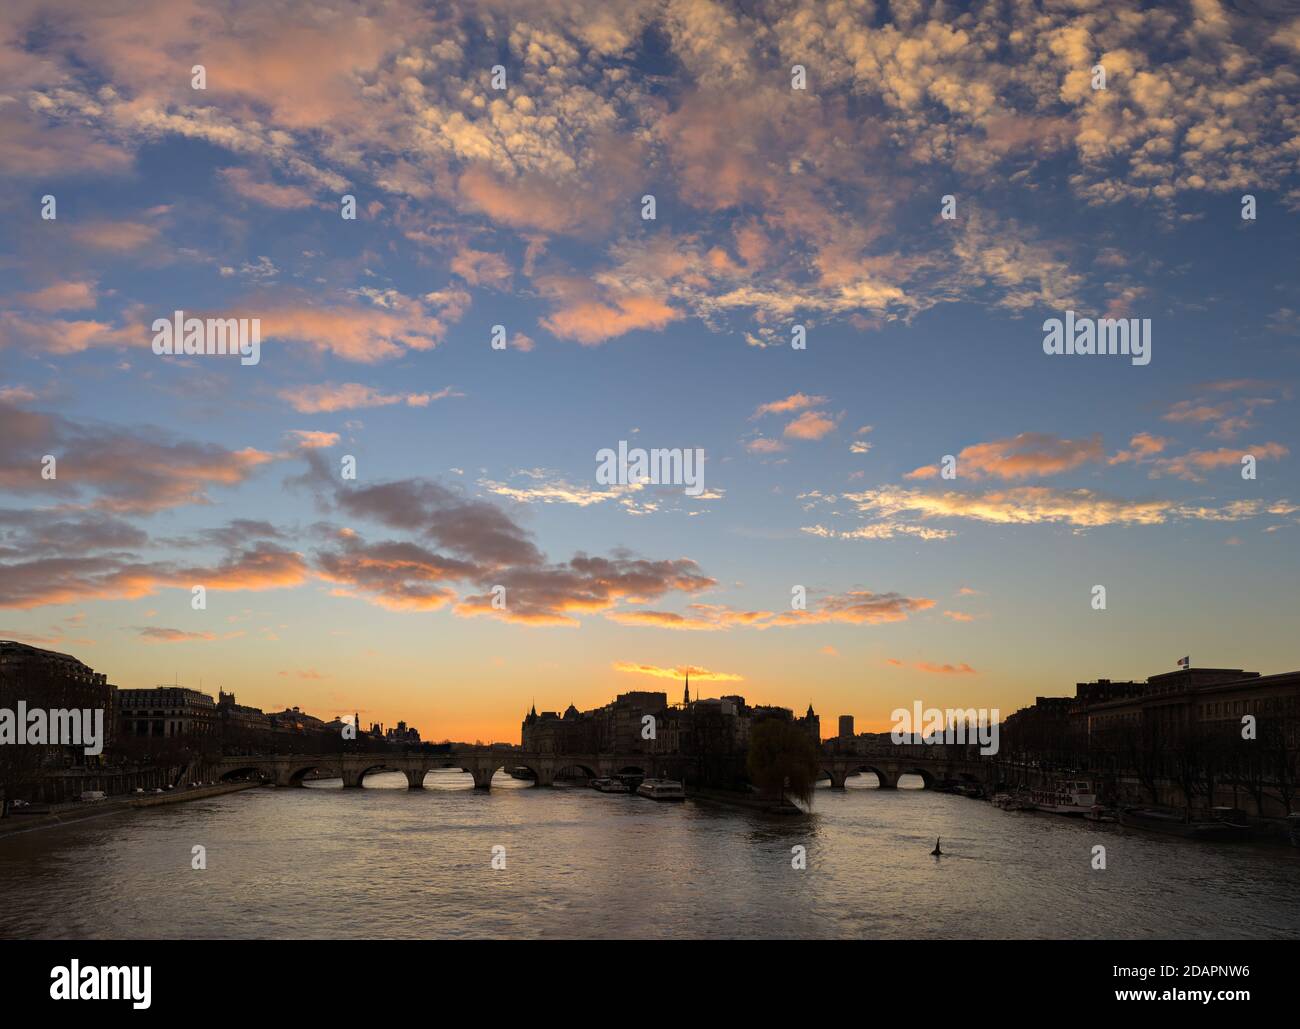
209, 749, 692, 789
818, 751, 992, 790
210, 747, 991, 792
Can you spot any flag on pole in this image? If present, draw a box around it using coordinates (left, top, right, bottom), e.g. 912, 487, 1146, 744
1177, 656, 1190, 669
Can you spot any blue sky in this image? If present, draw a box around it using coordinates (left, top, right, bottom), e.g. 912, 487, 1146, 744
1, 0, 1297, 740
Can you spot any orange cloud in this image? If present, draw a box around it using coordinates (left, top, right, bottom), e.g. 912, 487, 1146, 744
1109, 432, 1170, 464
605, 591, 934, 631
752, 393, 828, 418
286, 430, 339, 449
136, 627, 221, 643
278, 383, 458, 413
218, 167, 317, 208
783, 409, 840, 441
844, 484, 1176, 528
613, 662, 743, 682
1150, 443, 1288, 482
540, 288, 682, 346
259, 297, 452, 363
70, 220, 160, 251
15, 280, 98, 312
450, 247, 513, 289
908, 432, 1104, 481
915, 661, 977, 675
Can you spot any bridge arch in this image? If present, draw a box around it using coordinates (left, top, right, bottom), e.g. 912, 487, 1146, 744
843, 765, 900, 790
555, 763, 597, 780
896, 766, 935, 789
432, 761, 497, 790
346, 763, 405, 788
281, 763, 340, 787
488, 763, 546, 787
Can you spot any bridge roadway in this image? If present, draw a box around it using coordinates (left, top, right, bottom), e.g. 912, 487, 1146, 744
210, 747, 992, 791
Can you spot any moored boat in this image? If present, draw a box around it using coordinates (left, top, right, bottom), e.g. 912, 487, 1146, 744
1119, 806, 1250, 841
636, 778, 685, 801
592, 777, 629, 793
1029, 778, 1096, 815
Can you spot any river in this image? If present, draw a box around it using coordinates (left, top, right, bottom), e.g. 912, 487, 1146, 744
1, 772, 1296, 939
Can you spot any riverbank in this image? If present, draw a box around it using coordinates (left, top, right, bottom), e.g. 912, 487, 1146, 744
0, 781, 260, 840
688, 786, 804, 815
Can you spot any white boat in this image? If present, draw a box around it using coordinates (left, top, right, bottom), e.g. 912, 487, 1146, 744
636, 778, 685, 801
1029, 779, 1096, 815
592, 778, 629, 794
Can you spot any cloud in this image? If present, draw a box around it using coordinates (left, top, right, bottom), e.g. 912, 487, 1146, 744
293, 456, 719, 624
217, 167, 317, 209
258, 293, 460, 362
1109, 432, 1170, 464
844, 484, 1175, 528
752, 393, 829, 419
604, 589, 934, 631
0, 387, 37, 404
913, 661, 978, 675
450, 247, 513, 288
1149, 442, 1288, 482
907, 433, 1104, 481
286, 430, 340, 449
479, 471, 640, 508
0, 106, 133, 177
837, 483, 1296, 533
313, 533, 468, 612
802, 522, 956, 542
613, 661, 743, 682
0, 400, 275, 513
278, 383, 460, 413
454, 555, 717, 627
783, 409, 841, 441
0, 539, 310, 610
0, 311, 142, 356
537, 276, 683, 345
13, 280, 99, 312
1163, 392, 1279, 440
135, 627, 219, 643
69, 220, 160, 251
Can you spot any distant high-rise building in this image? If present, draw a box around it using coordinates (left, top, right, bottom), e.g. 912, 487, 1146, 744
838, 715, 854, 738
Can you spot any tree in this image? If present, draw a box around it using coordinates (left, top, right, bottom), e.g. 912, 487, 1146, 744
746, 717, 820, 807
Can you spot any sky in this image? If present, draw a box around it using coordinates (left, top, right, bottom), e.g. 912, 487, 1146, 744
1, 0, 1298, 744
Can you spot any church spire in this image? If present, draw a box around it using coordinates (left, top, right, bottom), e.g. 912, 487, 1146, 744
684, 671, 690, 706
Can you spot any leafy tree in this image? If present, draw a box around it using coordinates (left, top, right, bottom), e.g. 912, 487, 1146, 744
746, 717, 820, 806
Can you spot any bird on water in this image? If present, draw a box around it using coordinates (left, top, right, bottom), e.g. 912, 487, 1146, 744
931, 837, 943, 856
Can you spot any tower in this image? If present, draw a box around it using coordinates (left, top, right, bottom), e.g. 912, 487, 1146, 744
684, 672, 690, 706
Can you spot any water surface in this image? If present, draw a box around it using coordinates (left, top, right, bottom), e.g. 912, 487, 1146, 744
2, 772, 1296, 939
